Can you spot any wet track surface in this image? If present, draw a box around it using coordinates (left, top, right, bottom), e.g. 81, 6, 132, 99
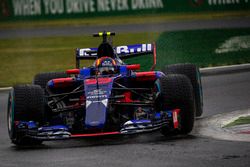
1, 17, 250, 166
0, 72, 250, 167
1, 17, 250, 39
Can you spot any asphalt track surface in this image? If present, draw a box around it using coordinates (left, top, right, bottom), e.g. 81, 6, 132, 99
1, 17, 250, 166
1, 17, 250, 39
0, 71, 250, 167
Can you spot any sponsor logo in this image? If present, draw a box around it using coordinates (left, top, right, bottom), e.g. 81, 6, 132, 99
116, 44, 152, 54
78, 44, 153, 57
87, 95, 108, 99
11, 0, 164, 16
79, 48, 97, 56
87, 89, 107, 96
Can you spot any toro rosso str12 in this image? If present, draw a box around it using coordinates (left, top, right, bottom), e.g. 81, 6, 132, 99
7, 32, 203, 146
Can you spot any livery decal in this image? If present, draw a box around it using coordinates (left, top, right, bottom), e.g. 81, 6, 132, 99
77, 43, 153, 57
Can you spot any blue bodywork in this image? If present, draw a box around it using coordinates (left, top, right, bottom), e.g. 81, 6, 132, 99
84, 77, 114, 129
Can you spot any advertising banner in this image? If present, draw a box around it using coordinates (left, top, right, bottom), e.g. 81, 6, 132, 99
1, 0, 250, 20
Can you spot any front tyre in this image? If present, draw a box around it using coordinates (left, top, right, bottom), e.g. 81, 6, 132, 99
7, 85, 45, 146
162, 63, 203, 117
157, 74, 195, 135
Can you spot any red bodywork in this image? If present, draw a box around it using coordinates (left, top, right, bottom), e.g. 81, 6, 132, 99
71, 132, 121, 138
134, 71, 157, 81
51, 78, 76, 88
85, 78, 113, 85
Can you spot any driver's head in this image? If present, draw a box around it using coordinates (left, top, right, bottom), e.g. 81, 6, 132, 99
95, 57, 117, 75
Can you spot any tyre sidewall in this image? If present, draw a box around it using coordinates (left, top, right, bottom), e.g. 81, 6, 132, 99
162, 63, 203, 117
7, 89, 16, 141
158, 74, 195, 134
7, 85, 45, 145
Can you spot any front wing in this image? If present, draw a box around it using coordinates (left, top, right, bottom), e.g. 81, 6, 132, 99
14, 109, 181, 141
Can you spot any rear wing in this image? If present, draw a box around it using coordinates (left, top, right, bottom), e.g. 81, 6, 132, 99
75, 43, 157, 70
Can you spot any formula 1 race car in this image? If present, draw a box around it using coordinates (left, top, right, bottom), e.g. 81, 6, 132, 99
7, 31, 203, 146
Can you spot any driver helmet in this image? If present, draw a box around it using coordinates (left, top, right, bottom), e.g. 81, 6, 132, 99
95, 57, 117, 75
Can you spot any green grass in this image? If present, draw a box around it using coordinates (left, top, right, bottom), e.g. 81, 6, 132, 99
154, 28, 250, 69
224, 116, 250, 128
0, 32, 159, 87
1, 10, 250, 30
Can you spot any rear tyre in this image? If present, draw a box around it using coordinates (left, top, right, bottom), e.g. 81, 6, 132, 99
162, 63, 203, 117
157, 74, 195, 135
7, 85, 45, 146
33, 72, 68, 89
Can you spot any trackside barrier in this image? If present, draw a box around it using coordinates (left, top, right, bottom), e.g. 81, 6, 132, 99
1, 0, 250, 21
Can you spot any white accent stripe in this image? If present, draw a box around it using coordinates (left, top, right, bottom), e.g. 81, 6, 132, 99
147, 44, 152, 51
142, 44, 146, 52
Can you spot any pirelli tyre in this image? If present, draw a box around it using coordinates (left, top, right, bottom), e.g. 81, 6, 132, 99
162, 63, 203, 117
157, 74, 195, 135
7, 85, 45, 146
33, 72, 68, 89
